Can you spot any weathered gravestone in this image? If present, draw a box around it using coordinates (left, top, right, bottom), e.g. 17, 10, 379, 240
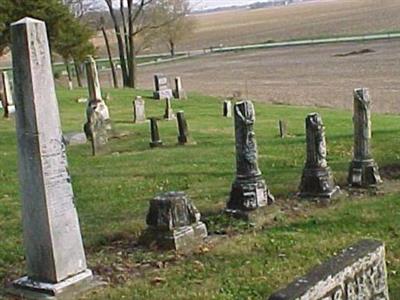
268, 239, 389, 300
226, 100, 275, 218
1, 71, 15, 118
83, 55, 111, 155
9, 17, 100, 299
348, 88, 382, 188
133, 96, 146, 123
278, 120, 287, 138
173, 76, 187, 100
164, 97, 175, 120
140, 191, 207, 251
177, 111, 189, 145
153, 74, 173, 100
223, 100, 232, 118
149, 117, 163, 147
299, 113, 340, 199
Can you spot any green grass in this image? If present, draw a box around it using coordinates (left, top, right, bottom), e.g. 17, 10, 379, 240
1, 87, 400, 299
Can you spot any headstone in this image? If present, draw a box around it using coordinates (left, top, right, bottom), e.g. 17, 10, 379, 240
149, 117, 163, 148
173, 76, 187, 100
133, 96, 146, 123
278, 120, 287, 138
177, 111, 189, 144
140, 191, 207, 251
84, 56, 111, 155
63, 132, 87, 146
223, 100, 232, 118
299, 113, 340, 199
348, 88, 382, 188
268, 239, 389, 300
1, 71, 15, 118
153, 74, 173, 100
163, 97, 175, 120
9, 17, 99, 299
227, 100, 274, 214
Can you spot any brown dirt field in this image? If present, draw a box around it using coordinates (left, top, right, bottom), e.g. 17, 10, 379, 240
137, 39, 400, 114
90, 0, 400, 56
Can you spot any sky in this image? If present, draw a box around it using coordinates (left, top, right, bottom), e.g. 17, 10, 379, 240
191, 0, 272, 10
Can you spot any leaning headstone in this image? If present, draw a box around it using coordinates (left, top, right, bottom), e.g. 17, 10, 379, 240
149, 117, 163, 148
268, 239, 389, 300
9, 17, 99, 299
153, 73, 173, 100
163, 97, 175, 120
299, 113, 340, 199
177, 111, 189, 144
223, 100, 232, 118
348, 88, 382, 188
1, 71, 15, 118
140, 191, 207, 251
278, 120, 287, 138
133, 96, 146, 123
173, 76, 187, 100
226, 100, 274, 217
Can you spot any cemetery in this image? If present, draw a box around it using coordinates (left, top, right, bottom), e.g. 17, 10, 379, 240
1, 2, 400, 300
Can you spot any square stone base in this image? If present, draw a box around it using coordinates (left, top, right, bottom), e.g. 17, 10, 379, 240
7, 269, 105, 300
299, 167, 341, 200
141, 222, 208, 252
348, 159, 382, 188
150, 140, 163, 148
153, 89, 173, 100
224, 205, 281, 228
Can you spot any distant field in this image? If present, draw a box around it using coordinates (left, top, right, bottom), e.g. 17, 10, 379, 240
91, 0, 400, 56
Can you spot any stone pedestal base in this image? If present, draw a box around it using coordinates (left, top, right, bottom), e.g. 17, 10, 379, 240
227, 177, 274, 211
299, 167, 340, 199
348, 159, 382, 188
178, 135, 188, 144
153, 89, 173, 100
150, 140, 163, 148
141, 222, 207, 252
7, 269, 104, 300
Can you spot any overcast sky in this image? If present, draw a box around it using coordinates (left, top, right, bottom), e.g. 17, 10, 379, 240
191, 0, 272, 10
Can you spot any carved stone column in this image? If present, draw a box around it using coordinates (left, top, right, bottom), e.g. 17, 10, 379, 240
348, 88, 382, 188
299, 113, 339, 199
227, 100, 274, 212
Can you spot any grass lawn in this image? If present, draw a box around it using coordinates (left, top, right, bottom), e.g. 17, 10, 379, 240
1, 87, 400, 299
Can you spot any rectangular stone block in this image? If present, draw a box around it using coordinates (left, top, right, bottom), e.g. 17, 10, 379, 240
268, 239, 389, 300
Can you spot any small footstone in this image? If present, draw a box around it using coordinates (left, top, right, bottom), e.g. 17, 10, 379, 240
140, 191, 208, 252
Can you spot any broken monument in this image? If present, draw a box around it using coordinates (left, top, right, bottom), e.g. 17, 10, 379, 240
141, 191, 207, 251
176, 111, 189, 145
173, 76, 187, 100
299, 112, 340, 199
149, 117, 163, 148
226, 100, 274, 215
348, 88, 382, 188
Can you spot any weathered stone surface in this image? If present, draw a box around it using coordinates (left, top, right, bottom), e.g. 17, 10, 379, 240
268, 239, 389, 300
133, 96, 146, 123
63, 132, 87, 146
348, 88, 382, 188
278, 120, 287, 138
1, 71, 15, 118
141, 191, 207, 251
83, 56, 111, 155
163, 97, 175, 120
299, 113, 340, 199
227, 100, 274, 212
149, 117, 162, 148
223, 100, 232, 117
173, 76, 187, 100
153, 74, 173, 100
176, 111, 189, 144
10, 17, 96, 297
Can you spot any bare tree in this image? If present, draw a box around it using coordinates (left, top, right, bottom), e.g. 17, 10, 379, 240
156, 0, 195, 57
104, 0, 179, 88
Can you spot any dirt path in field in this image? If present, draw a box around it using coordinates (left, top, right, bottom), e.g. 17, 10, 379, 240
138, 39, 400, 114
